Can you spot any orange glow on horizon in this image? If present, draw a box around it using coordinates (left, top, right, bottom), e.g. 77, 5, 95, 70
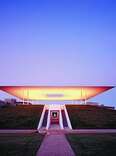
0, 86, 114, 101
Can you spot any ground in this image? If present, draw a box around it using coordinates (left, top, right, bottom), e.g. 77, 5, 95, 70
0, 105, 43, 129
66, 105, 116, 129
66, 133, 116, 156
1, 132, 116, 156
1, 105, 116, 129
1, 105, 116, 156
0, 132, 44, 156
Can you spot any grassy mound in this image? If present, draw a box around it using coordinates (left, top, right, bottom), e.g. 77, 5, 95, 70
66, 105, 116, 129
0, 105, 44, 129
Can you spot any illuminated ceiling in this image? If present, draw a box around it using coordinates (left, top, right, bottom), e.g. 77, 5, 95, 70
0, 86, 114, 101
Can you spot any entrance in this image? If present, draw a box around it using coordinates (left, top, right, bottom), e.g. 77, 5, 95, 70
50, 110, 59, 124
37, 104, 72, 130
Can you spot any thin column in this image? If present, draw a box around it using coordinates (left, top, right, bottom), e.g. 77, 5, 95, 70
23, 89, 25, 105
84, 89, 87, 105
64, 105, 72, 129
59, 109, 64, 129
37, 105, 46, 130
46, 109, 50, 129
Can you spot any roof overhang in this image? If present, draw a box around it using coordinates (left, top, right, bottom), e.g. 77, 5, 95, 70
0, 86, 114, 101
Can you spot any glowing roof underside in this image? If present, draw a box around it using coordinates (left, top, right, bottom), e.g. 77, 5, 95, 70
0, 86, 114, 101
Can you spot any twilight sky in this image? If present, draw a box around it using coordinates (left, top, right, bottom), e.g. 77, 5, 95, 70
0, 0, 116, 106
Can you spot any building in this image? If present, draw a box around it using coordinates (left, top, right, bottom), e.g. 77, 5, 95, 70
0, 86, 114, 130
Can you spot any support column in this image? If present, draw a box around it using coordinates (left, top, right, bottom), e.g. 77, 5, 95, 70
23, 89, 25, 105
37, 105, 46, 130
84, 89, 87, 105
46, 109, 50, 130
59, 109, 64, 129
84, 99, 87, 105
23, 98, 25, 105
27, 89, 29, 105
64, 105, 72, 129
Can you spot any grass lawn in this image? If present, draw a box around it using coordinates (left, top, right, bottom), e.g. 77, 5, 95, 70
0, 105, 44, 129
66, 105, 116, 129
0, 133, 44, 156
66, 134, 116, 156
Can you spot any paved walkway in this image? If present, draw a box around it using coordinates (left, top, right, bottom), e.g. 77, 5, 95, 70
39, 129, 116, 134
1, 129, 116, 134
36, 132, 75, 156
0, 129, 37, 134
66, 129, 116, 134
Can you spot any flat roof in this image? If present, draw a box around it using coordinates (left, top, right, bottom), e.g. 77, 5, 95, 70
0, 86, 114, 101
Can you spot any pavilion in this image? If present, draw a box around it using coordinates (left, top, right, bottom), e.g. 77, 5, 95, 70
0, 86, 114, 130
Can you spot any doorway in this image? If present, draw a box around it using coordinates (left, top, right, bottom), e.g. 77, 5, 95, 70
50, 110, 59, 124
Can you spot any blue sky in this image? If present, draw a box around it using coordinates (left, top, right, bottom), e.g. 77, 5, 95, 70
0, 0, 116, 106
